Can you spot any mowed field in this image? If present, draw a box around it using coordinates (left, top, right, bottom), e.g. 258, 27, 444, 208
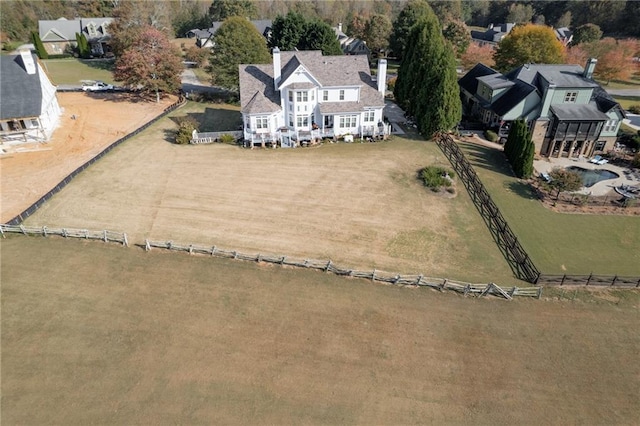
2, 236, 639, 424
23, 104, 514, 284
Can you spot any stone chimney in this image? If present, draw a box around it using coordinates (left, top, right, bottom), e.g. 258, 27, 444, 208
18, 48, 37, 75
338, 23, 342, 32
584, 58, 597, 79
273, 47, 281, 90
377, 58, 387, 94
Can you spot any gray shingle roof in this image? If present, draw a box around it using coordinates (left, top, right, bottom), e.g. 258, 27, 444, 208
240, 50, 383, 115
458, 63, 499, 94
477, 74, 515, 89
0, 54, 43, 120
490, 80, 536, 116
39, 17, 112, 42
550, 104, 609, 121
506, 64, 598, 88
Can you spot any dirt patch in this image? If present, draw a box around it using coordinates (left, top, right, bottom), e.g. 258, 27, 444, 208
0, 92, 175, 222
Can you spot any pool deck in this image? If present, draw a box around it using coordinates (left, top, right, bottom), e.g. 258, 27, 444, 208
533, 157, 640, 196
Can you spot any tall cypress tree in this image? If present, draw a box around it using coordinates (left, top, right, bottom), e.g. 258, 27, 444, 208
32, 31, 48, 59
395, 3, 461, 138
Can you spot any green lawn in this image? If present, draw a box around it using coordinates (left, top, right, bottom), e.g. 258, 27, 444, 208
41, 58, 115, 85
459, 141, 640, 276
170, 100, 242, 131
612, 95, 640, 111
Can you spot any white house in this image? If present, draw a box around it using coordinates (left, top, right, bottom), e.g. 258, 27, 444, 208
239, 49, 389, 148
0, 50, 62, 144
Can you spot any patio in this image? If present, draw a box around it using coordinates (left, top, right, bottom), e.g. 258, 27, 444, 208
533, 156, 640, 196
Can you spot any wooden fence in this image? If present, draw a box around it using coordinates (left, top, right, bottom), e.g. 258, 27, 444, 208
537, 273, 640, 287
143, 239, 542, 300
435, 133, 541, 283
1, 224, 128, 246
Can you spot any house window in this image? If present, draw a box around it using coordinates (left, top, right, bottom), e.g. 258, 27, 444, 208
289, 91, 293, 102
339, 115, 357, 128
364, 111, 375, 122
297, 115, 309, 127
564, 91, 577, 103
594, 140, 606, 151
339, 90, 345, 100
296, 91, 308, 102
289, 116, 294, 127
323, 90, 328, 101
311, 91, 315, 101
604, 119, 617, 132
256, 117, 268, 129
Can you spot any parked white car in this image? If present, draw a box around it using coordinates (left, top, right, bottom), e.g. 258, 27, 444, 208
81, 81, 114, 92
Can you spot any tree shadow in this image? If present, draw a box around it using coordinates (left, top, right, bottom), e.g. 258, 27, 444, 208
162, 128, 176, 144
79, 58, 115, 71
506, 180, 537, 200
458, 141, 515, 177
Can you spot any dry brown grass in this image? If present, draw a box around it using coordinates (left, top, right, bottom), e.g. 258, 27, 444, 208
2, 236, 639, 424
0, 92, 175, 222
21, 111, 514, 284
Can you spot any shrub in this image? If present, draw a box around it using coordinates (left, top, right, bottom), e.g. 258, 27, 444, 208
418, 166, 455, 191
387, 76, 397, 91
484, 129, 498, 142
174, 117, 198, 144
627, 105, 640, 115
632, 153, 640, 168
219, 133, 236, 144
185, 46, 208, 68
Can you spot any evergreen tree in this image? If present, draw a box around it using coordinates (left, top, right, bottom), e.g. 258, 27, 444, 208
209, 16, 271, 91
75, 32, 90, 58
31, 31, 48, 59
269, 12, 308, 50
389, 0, 431, 60
519, 138, 535, 179
298, 20, 343, 56
394, 5, 461, 138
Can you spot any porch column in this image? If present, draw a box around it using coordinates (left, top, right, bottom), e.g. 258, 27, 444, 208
568, 141, 577, 158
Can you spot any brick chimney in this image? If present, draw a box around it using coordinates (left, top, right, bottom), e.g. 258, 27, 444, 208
273, 47, 281, 90
584, 58, 597, 79
377, 58, 387, 94
18, 48, 37, 75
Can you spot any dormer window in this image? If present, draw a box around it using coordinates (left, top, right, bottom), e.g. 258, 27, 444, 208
323, 90, 328, 101
564, 91, 577, 103
339, 90, 345, 100
87, 22, 97, 38
296, 91, 308, 102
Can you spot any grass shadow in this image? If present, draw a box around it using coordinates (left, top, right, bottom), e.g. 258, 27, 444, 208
458, 142, 515, 177
506, 181, 537, 200
80, 58, 115, 71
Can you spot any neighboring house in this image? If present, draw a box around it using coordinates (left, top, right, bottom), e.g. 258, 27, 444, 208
554, 27, 573, 46
459, 59, 625, 158
470, 23, 515, 47
0, 50, 62, 144
188, 19, 272, 48
39, 17, 113, 56
333, 23, 370, 56
239, 49, 390, 148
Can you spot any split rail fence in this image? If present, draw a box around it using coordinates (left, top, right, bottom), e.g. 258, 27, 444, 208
5, 96, 186, 226
537, 273, 640, 287
1, 224, 128, 246
143, 239, 542, 300
435, 133, 541, 283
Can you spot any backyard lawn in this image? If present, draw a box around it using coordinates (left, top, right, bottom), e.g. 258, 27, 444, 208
41, 58, 115, 85
23, 101, 517, 285
459, 141, 640, 275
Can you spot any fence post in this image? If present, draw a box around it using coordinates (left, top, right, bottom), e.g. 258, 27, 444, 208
62, 228, 68, 238
537, 287, 543, 299
43, 226, 48, 237
84, 229, 89, 239
325, 260, 332, 272
611, 275, 617, 286
103, 230, 108, 242
20, 225, 27, 235
561, 274, 566, 286
586, 273, 592, 286
416, 274, 424, 286
440, 279, 447, 292
189, 244, 194, 254
280, 256, 285, 264
212, 246, 217, 256
372, 269, 376, 282
123, 233, 128, 247
0, 225, 4, 238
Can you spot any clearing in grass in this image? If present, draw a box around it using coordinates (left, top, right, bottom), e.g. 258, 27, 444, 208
41, 58, 115, 85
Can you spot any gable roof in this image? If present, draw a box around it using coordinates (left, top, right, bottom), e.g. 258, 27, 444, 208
458, 63, 499, 94
490, 80, 537, 116
239, 50, 384, 115
0, 54, 43, 120
506, 64, 598, 89
470, 23, 515, 43
39, 17, 113, 42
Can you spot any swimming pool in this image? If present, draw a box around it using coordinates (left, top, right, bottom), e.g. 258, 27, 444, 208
567, 166, 619, 188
